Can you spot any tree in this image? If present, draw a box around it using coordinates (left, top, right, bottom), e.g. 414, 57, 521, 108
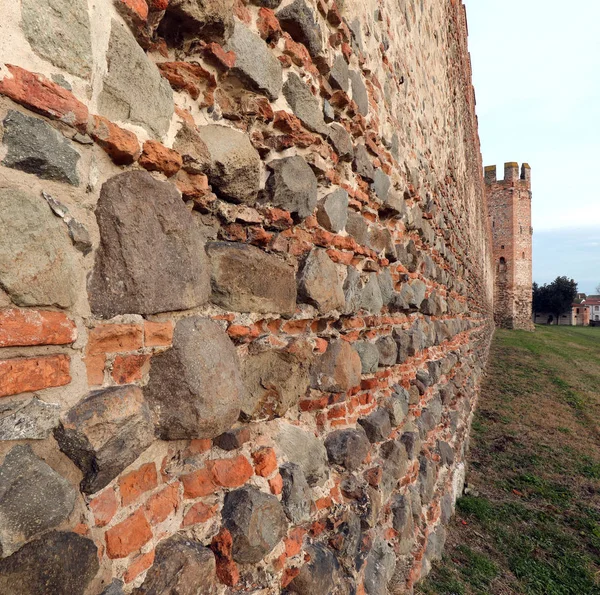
532, 276, 578, 324
596, 283, 600, 295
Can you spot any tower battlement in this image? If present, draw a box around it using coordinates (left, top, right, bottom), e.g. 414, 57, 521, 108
485, 162, 531, 187
485, 162, 534, 330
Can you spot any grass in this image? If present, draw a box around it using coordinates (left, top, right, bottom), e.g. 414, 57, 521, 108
417, 325, 600, 595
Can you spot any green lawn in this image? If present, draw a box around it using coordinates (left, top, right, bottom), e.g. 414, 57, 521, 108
417, 325, 600, 595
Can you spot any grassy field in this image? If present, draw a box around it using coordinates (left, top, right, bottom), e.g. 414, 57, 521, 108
417, 325, 600, 595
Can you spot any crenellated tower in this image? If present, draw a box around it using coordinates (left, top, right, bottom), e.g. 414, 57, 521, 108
485, 162, 535, 330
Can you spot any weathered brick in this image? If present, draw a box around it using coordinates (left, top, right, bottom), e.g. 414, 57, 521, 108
105, 509, 153, 559
124, 550, 155, 584
0, 309, 76, 347
0, 355, 70, 398
145, 483, 180, 524
252, 447, 278, 477
89, 488, 118, 528
89, 115, 141, 165
84, 354, 105, 386
0, 65, 89, 131
143, 320, 173, 347
181, 467, 217, 499
111, 354, 150, 384
182, 501, 217, 527
87, 324, 143, 355
208, 456, 253, 488
119, 463, 158, 506
138, 140, 183, 177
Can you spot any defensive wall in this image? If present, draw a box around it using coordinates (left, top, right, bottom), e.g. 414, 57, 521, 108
0, 0, 494, 593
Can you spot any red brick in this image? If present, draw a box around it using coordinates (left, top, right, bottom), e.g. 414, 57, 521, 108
145, 483, 179, 524
211, 529, 240, 587
105, 509, 153, 559
202, 42, 236, 70
157, 61, 216, 107
124, 550, 155, 583
284, 528, 306, 557
119, 463, 158, 506
181, 467, 217, 499
282, 567, 300, 588
181, 501, 217, 527
252, 447, 277, 478
90, 488, 118, 528
118, 0, 148, 22
257, 8, 282, 42
148, 0, 169, 9
174, 171, 212, 203
138, 140, 183, 177
111, 354, 151, 384
269, 473, 283, 495
85, 354, 105, 386
143, 320, 173, 347
0, 65, 88, 131
0, 309, 77, 347
208, 456, 253, 488
0, 355, 70, 398
87, 324, 143, 355
89, 115, 141, 165
185, 438, 212, 456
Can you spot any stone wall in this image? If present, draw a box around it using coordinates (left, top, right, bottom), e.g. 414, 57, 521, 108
0, 0, 494, 593
485, 162, 534, 331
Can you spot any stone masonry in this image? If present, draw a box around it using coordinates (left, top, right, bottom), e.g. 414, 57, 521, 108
0, 0, 494, 593
485, 163, 534, 330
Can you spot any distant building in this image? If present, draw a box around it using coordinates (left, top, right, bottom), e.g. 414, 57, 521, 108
533, 301, 591, 326
583, 295, 600, 325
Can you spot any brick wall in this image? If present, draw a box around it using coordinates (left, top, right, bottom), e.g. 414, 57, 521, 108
0, 0, 494, 593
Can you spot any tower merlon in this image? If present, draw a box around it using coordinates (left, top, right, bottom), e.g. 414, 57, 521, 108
504, 162, 519, 182
484, 165, 496, 184
521, 163, 531, 183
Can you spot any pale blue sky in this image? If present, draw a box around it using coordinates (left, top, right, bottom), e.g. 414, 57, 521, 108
466, 0, 600, 294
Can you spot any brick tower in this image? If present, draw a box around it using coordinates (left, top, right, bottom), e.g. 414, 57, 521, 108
485, 162, 535, 330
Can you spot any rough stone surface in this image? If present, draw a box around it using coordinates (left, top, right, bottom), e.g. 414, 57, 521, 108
371, 169, 391, 202
287, 544, 338, 594
100, 580, 124, 595
316, 188, 348, 232
165, 0, 235, 42
133, 534, 217, 595
280, 462, 312, 523
89, 171, 210, 318
2, 111, 80, 185
241, 347, 312, 420
358, 409, 392, 443
144, 317, 243, 440
349, 70, 369, 116
391, 494, 414, 554
222, 486, 287, 563
265, 156, 318, 220
276, 423, 328, 486
277, 0, 323, 57
299, 249, 345, 313
0, 397, 60, 440
329, 123, 353, 161
0, 185, 77, 308
197, 124, 261, 203
324, 427, 370, 471
283, 73, 328, 135
0, 445, 76, 556
329, 54, 349, 92
364, 538, 396, 595
360, 273, 384, 314
55, 385, 154, 494
224, 21, 283, 100
0, 531, 98, 595
353, 144, 375, 181
21, 0, 92, 79
377, 335, 398, 367
207, 242, 297, 314
346, 211, 369, 245
311, 339, 361, 393
98, 21, 174, 137
355, 341, 379, 374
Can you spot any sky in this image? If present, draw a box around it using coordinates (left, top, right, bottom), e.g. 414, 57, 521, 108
465, 0, 600, 295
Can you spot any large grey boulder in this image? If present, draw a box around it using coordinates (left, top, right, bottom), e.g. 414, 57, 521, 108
241, 347, 312, 420
329, 54, 349, 92
55, 385, 154, 494
364, 538, 396, 595
265, 156, 318, 220
353, 144, 375, 181
2, 111, 80, 185
0, 531, 98, 595
358, 409, 392, 443
98, 21, 173, 137
311, 339, 362, 393
89, 171, 210, 318
0, 398, 60, 441
144, 317, 243, 440
283, 73, 328, 135
276, 423, 328, 486
173, 122, 210, 174
279, 463, 312, 523
345, 211, 369, 245
377, 335, 398, 367
224, 21, 282, 100
206, 242, 296, 315
349, 70, 369, 116
0, 185, 78, 308
316, 188, 348, 233
324, 427, 370, 471
354, 341, 379, 374
298, 249, 345, 313
21, 0, 92, 78
222, 487, 288, 563
133, 534, 217, 595
329, 123, 353, 161
391, 494, 415, 554
360, 274, 384, 314
0, 445, 76, 556
276, 0, 322, 57
164, 0, 235, 42
197, 125, 261, 203
287, 544, 338, 594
